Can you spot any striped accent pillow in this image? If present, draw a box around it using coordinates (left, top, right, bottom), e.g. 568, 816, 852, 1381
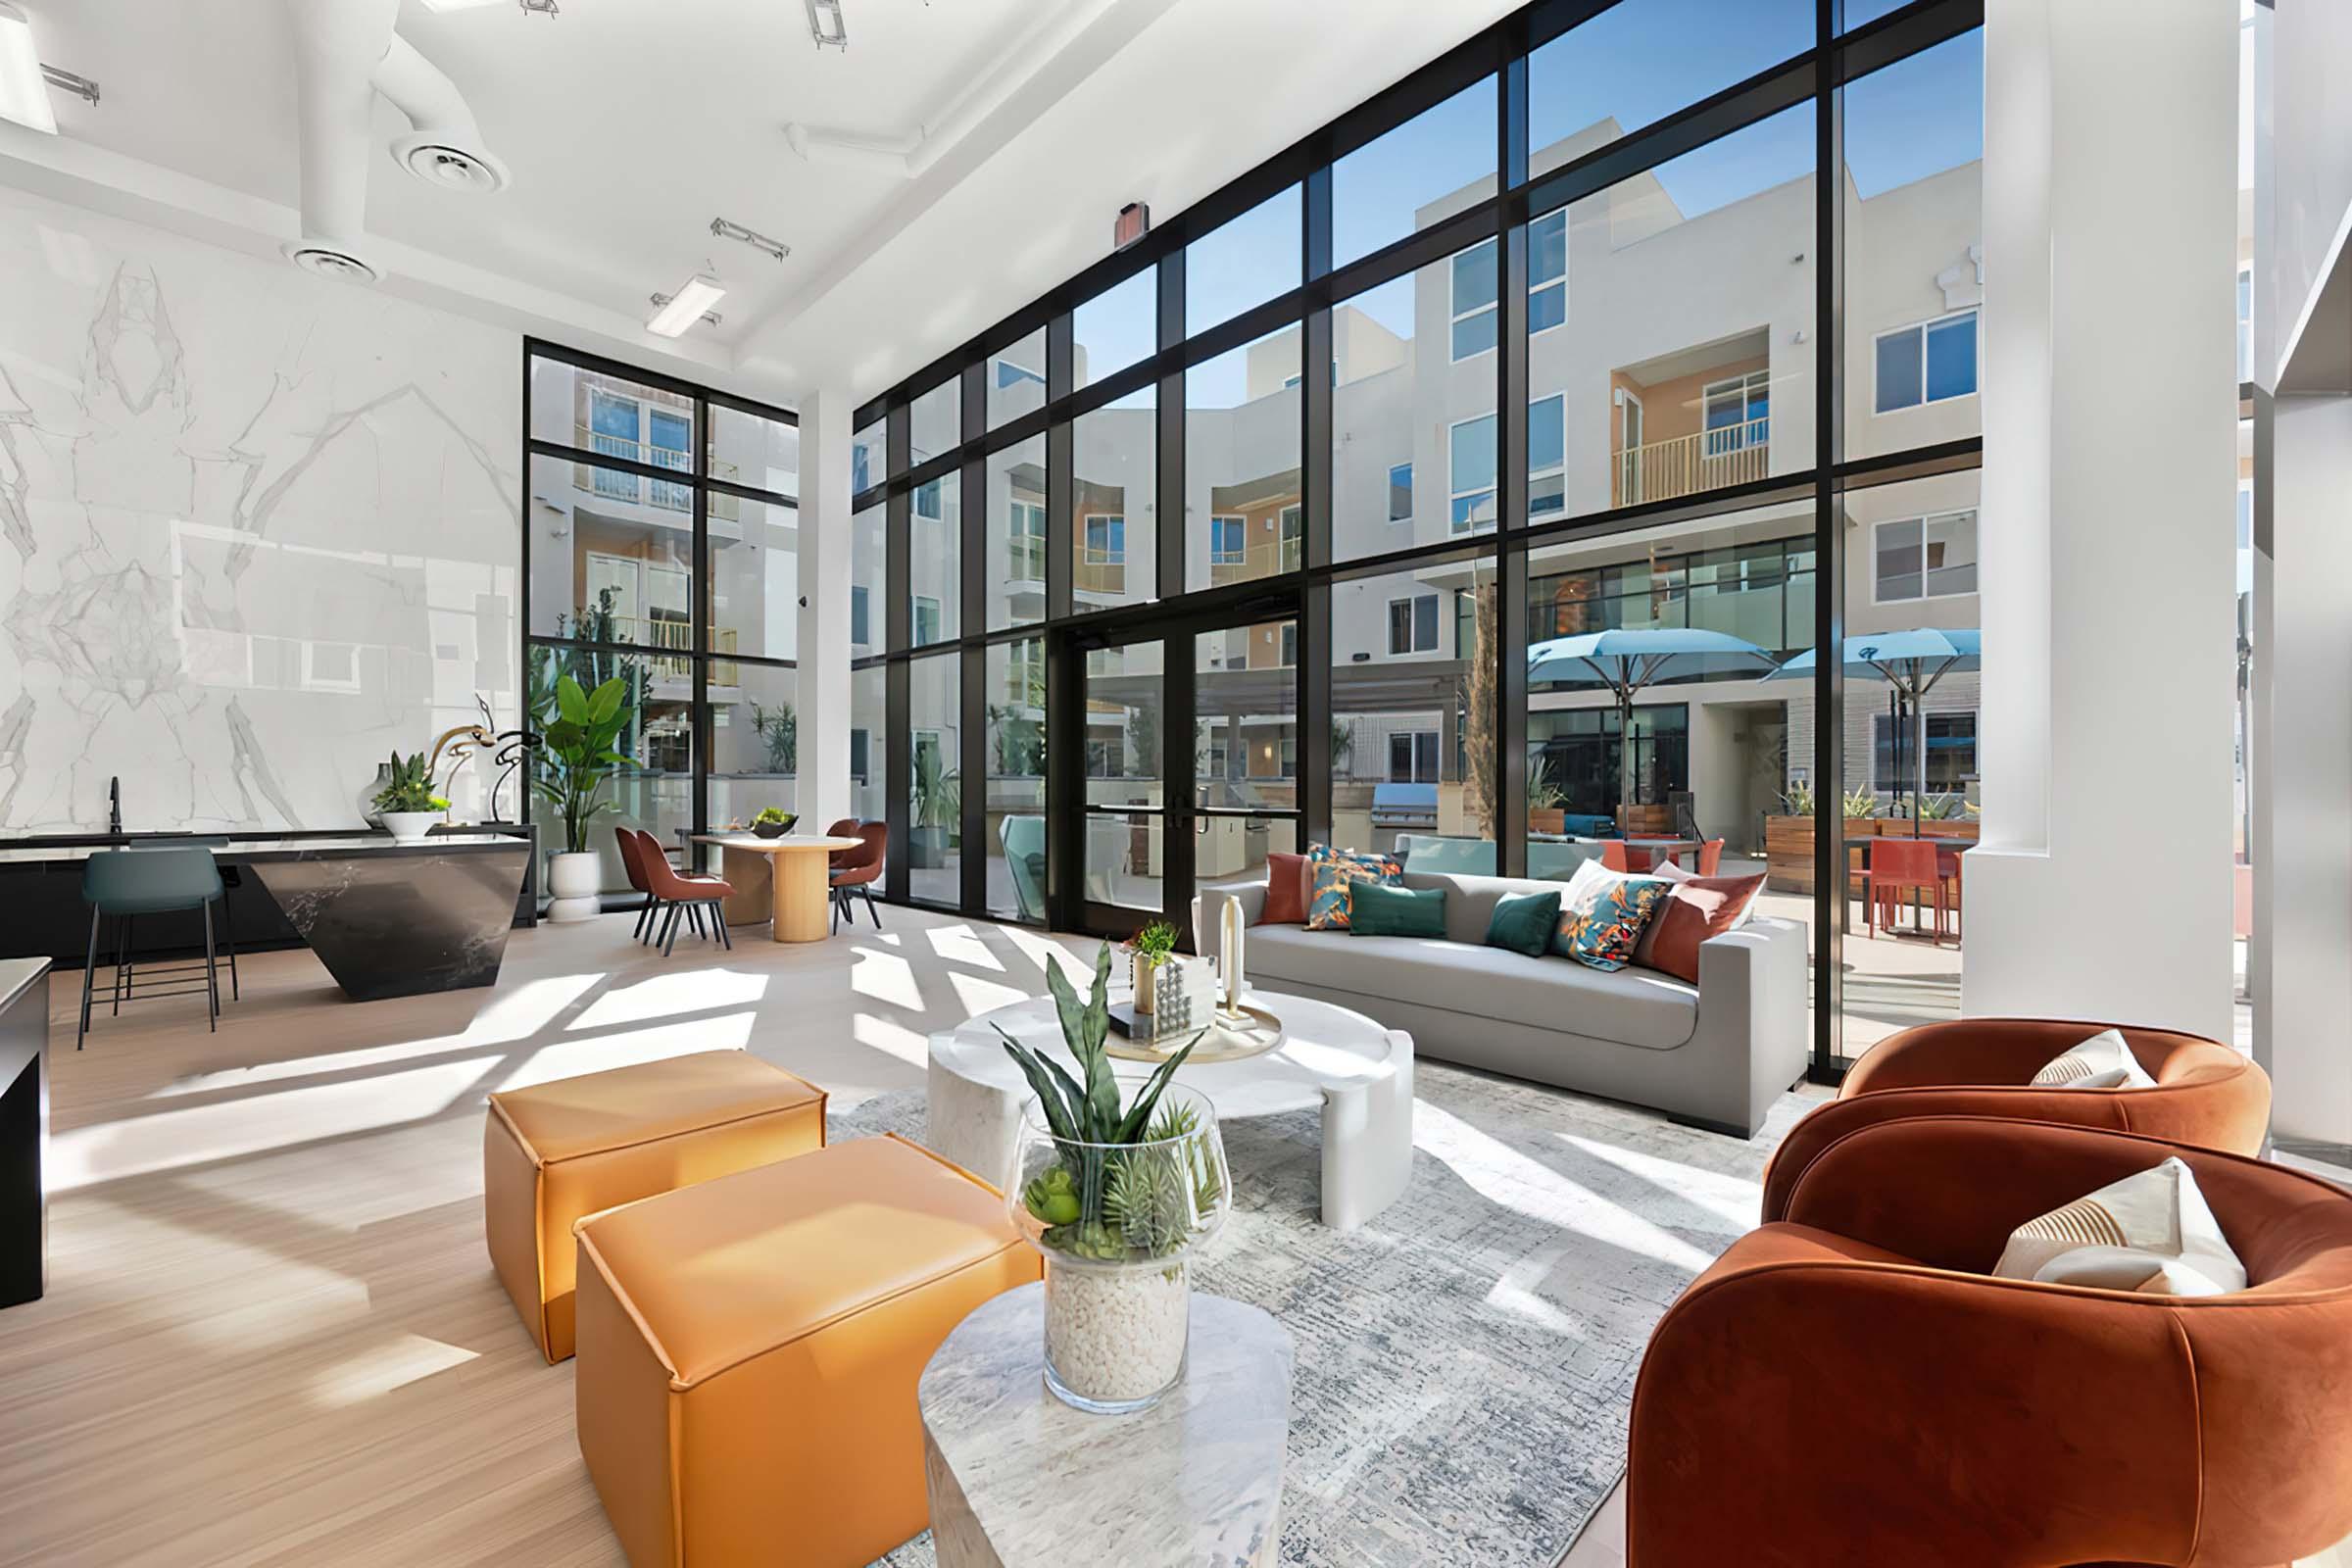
2029, 1028, 2158, 1091
1991, 1156, 2246, 1297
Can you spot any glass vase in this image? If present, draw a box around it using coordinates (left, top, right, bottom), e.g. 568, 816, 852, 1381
1006, 1084, 1228, 1414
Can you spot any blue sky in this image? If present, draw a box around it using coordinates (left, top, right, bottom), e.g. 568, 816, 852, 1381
1071, 18, 1982, 410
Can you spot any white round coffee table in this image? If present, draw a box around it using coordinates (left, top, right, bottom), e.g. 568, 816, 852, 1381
926, 989, 1412, 1231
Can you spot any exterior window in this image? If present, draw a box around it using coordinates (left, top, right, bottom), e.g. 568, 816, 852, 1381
1083, 514, 1125, 565
1529, 394, 1567, 518
2237, 267, 2253, 384
1389, 730, 1441, 783
1280, 505, 1303, 570
1874, 511, 1979, 601
1388, 462, 1413, 521
1874, 310, 1979, 414
915, 479, 944, 519
1210, 514, 1247, 565
1388, 593, 1440, 655
913, 595, 943, 645
1450, 239, 1499, 361
852, 444, 872, 494
851, 584, 870, 648
996, 358, 1044, 390
1007, 500, 1047, 581
1280, 737, 1298, 778
1873, 710, 1978, 791
849, 728, 869, 782
1529, 209, 1568, 333
1702, 370, 1770, 455
1448, 414, 1497, 534
1278, 622, 1298, 667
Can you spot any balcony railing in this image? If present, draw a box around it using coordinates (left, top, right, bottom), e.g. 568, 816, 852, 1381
596, 614, 739, 686
1207, 534, 1303, 586
1612, 417, 1770, 506
574, 425, 742, 520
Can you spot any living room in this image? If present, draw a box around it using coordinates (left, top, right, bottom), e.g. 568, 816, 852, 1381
1, 1, 2347, 1565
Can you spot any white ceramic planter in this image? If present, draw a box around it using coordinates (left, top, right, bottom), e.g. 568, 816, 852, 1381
546, 850, 602, 924
380, 810, 440, 844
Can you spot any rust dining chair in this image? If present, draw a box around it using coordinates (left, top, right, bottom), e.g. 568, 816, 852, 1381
620, 828, 734, 956
1695, 837, 1724, 876
616, 829, 706, 947
830, 821, 888, 934
1863, 836, 1943, 940
1600, 840, 1632, 873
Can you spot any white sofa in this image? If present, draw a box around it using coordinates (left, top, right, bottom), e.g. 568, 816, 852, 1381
1195, 869, 1808, 1138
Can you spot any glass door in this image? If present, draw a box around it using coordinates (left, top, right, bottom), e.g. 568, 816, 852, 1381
1077, 636, 1168, 926
1190, 615, 1299, 939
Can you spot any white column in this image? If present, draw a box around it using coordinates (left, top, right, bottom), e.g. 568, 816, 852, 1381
797, 389, 855, 834
1963, 0, 2239, 1043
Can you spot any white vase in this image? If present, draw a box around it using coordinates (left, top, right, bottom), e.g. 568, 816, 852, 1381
380, 810, 439, 844
545, 850, 602, 924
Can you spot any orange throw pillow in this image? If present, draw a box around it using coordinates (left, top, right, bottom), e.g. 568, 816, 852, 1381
1642, 873, 1767, 984
1260, 851, 1310, 925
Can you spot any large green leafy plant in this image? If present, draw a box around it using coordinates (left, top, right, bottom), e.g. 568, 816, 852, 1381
532, 674, 634, 855
998, 944, 1223, 1263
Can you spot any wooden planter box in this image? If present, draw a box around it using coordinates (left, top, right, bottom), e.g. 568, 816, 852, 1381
1764, 816, 1883, 896
1621, 805, 1674, 837
1528, 808, 1566, 836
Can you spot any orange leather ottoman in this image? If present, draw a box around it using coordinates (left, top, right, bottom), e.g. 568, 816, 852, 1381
573, 1134, 1041, 1568
484, 1050, 826, 1363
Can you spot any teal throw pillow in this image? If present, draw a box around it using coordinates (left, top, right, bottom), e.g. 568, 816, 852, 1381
1486, 889, 1561, 958
1348, 882, 1446, 939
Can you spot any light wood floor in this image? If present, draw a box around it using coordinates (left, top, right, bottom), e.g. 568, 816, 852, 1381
0, 907, 2339, 1568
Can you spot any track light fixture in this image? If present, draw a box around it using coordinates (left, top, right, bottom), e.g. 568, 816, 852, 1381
710, 217, 790, 263
805, 0, 847, 50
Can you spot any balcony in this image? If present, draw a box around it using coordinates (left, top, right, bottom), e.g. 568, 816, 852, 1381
574, 425, 742, 520
1612, 418, 1771, 507
600, 614, 739, 686
1207, 534, 1303, 588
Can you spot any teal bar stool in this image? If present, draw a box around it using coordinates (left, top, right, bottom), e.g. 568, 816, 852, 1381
78, 845, 228, 1049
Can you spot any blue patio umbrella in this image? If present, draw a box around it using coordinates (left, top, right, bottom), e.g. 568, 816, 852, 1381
1527, 628, 1781, 823
1766, 628, 1982, 826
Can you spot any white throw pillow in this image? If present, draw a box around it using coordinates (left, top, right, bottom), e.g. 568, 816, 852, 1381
2029, 1027, 2158, 1090
1991, 1156, 2246, 1297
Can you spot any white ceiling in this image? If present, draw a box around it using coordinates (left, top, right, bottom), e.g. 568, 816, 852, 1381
0, 0, 1510, 409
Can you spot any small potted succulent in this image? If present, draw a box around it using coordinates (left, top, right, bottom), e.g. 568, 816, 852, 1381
999, 944, 1227, 1413
372, 751, 450, 843
750, 806, 798, 839
1125, 918, 1180, 1015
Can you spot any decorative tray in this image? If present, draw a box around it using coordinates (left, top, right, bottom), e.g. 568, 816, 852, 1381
1104, 999, 1284, 1065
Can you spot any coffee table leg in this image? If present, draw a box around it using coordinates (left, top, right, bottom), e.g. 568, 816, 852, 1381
1316, 1029, 1414, 1231
926, 1040, 1023, 1194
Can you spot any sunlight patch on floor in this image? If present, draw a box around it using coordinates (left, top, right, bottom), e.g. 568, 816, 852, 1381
850, 945, 923, 1011
851, 1011, 931, 1067
947, 968, 1029, 1019
306, 1333, 481, 1410
925, 923, 1005, 973
1556, 1134, 1763, 1229
568, 967, 768, 1031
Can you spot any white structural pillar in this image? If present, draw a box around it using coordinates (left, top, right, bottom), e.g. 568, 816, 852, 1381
1964, 0, 2239, 1042
796, 389, 855, 836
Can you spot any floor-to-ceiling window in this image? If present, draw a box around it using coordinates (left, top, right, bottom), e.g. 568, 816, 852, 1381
845, 0, 1983, 1076
524, 345, 799, 895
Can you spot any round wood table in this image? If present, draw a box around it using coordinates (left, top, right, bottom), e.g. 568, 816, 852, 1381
689, 834, 863, 943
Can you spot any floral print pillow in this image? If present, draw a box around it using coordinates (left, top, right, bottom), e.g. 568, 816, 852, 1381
1556, 876, 1673, 971
1303, 844, 1402, 932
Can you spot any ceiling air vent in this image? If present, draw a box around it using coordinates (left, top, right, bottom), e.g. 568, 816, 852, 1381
394, 137, 509, 193
282, 243, 383, 285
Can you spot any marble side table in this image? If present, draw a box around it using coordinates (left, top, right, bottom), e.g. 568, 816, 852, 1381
918, 1283, 1293, 1567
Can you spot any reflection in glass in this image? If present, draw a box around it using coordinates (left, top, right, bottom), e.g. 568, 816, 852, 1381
853, 420, 886, 496
1187, 330, 1301, 592
987, 637, 1047, 921
1187, 185, 1301, 337
908, 653, 960, 905
1075, 393, 1156, 612
530, 355, 697, 466
709, 404, 798, 496
852, 505, 884, 655
527, 455, 695, 662
909, 378, 961, 467
987, 436, 1048, 631
1075, 267, 1156, 391
707, 497, 797, 661
988, 328, 1049, 429
1195, 817, 1297, 912
1333, 563, 1485, 863
1195, 621, 1298, 810
708, 660, 799, 829
1082, 640, 1162, 808
850, 663, 887, 824
910, 471, 961, 646
1084, 812, 1161, 913
1332, 76, 1497, 267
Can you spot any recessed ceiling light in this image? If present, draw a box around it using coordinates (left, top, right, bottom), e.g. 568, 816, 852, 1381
647, 273, 725, 338
0, 4, 56, 135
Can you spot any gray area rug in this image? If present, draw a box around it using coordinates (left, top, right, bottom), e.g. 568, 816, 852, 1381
846, 1063, 1804, 1568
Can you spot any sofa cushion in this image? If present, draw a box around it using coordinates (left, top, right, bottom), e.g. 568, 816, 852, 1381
1991, 1155, 2246, 1296
1559, 875, 1674, 972
1244, 922, 1700, 1051
1260, 851, 1310, 925
1351, 881, 1446, 938
1305, 844, 1401, 932
1401, 869, 1579, 948
2030, 1027, 2159, 1091
1642, 873, 1768, 984
1486, 889, 1560, 957
1552, 858, 1672, 961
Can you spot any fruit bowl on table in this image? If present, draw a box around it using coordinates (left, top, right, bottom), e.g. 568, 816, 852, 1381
751, 814, 798, 839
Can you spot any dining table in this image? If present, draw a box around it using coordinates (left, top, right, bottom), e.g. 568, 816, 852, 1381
689, 833, 865, 943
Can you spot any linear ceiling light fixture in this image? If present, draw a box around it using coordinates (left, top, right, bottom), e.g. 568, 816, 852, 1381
0, 4, 99, 135
420, 0, 559, 13
710, 216, 790, 263
647, 273, 726, 337
805, 0, 847, 50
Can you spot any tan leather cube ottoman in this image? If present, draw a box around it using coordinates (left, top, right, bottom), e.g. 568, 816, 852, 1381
484, 1050, 826, 1363
573, 1134, 1042, 1568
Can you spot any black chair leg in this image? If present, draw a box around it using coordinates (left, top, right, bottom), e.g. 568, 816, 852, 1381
633, 900, 650, 942
662, 903, 682, 957
832, 887, 843, 934
201, 902, 219, 1032
76, 907, 99, 1050
713, 902, 732, 951
114, 913, 130, 1015
864, 886, 881, 929
689, 904, 705, 939
220, 891, 239, 1003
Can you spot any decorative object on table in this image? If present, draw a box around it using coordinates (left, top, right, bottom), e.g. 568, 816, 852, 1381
1217, 892, 1248, 1018
371, 751, 451, 844
1149, 955, 1216, 1036
996, 944, 1227, 1414
1125, 919, 1179, 1015
426, 723, 496, 818
530, 674, 633, 923
749, 807, 798, 839
356, 760, 396, 829
477, 693, 541, 827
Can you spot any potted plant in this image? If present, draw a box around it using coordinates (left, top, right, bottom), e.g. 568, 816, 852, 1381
531, 673, 634, 923
998, 945, 1226, 1413
372, 752, 449, 843
1125, 919, 1180, 1014
910, 746, 959, 869
751, 806, 798, 839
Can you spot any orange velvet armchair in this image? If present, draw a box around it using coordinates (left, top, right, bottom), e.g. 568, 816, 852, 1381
1630, 1116, 2352, 1568
1761, 1018, 2270, 1223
